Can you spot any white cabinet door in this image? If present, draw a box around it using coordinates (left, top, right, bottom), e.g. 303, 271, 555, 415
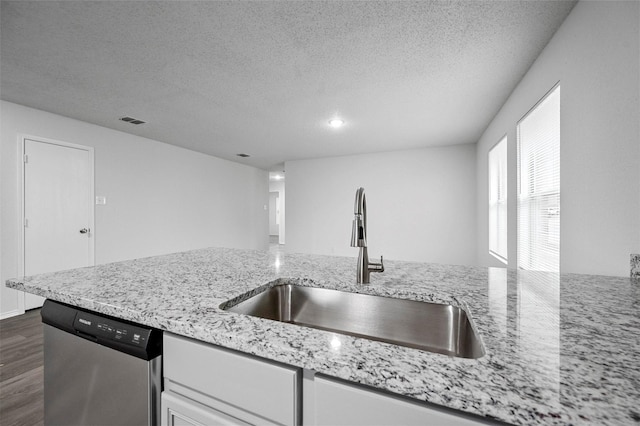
309, 376, 489, 426
163, 333, 300, 426
162, 392, 249, 426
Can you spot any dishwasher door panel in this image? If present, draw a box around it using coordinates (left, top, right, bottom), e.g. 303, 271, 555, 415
44, 324, 160, 426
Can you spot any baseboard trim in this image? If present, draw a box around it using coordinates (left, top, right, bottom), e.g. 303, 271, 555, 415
0, 309, 26, 320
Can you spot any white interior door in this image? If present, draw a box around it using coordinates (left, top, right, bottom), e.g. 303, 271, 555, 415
23, 138, 93, 310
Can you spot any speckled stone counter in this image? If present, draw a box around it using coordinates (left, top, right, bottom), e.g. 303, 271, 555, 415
6, 247, 640, 425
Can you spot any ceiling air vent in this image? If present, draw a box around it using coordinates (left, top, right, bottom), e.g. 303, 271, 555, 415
119, 116, 146, 125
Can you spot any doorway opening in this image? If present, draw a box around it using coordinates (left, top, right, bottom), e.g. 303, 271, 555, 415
268, 170, 285, 252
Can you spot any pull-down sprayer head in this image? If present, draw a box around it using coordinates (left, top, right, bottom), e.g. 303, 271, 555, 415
349, 186, 384, 284
350, 187, 367, 247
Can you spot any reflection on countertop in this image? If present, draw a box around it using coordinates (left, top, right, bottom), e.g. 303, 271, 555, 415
6, 247, 640, 425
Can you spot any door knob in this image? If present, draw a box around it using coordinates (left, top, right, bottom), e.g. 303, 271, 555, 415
79, 228, 89, 234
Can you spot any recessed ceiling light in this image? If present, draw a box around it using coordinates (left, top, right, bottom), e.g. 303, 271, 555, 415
328, 118, 344, 128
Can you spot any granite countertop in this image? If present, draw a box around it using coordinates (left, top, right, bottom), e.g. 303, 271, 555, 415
6, 247, 640, 425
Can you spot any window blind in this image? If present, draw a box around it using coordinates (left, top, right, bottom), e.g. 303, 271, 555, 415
489, 136, 507, 263
517, 85, 560, 272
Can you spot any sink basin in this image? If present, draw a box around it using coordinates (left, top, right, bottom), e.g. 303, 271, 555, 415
222, 285, 484, 359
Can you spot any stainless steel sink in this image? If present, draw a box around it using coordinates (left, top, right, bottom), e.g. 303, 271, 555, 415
222, 285, 484, 359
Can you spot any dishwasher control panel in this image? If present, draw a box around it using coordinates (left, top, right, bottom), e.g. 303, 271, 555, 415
74, 312, 151, 347
41, 299, 162, 360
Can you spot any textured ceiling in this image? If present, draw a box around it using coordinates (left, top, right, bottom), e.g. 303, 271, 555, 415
0, 1, 576, 170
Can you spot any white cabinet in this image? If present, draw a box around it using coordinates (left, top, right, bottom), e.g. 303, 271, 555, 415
162, 333, 300, 426
304, 374, 492, 426
163, 333, 493, 426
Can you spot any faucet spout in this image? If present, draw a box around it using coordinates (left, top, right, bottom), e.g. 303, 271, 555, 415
350, 187, 367, 247
350, 187, 384, 284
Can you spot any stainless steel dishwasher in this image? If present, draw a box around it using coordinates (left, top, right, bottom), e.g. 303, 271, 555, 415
41, 300, 162, 426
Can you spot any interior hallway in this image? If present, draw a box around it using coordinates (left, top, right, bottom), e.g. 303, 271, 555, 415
269, 235, 284, 255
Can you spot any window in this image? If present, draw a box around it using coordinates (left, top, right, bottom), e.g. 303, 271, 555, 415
517, 85, 560, 272
489, 136, 508, 263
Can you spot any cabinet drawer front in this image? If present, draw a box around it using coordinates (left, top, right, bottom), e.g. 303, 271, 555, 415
164, 333, 299, 426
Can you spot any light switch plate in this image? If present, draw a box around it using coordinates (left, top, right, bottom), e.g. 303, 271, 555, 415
95, 196, 107, 205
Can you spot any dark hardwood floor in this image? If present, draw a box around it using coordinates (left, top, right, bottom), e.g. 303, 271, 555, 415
0, 309, 44, 426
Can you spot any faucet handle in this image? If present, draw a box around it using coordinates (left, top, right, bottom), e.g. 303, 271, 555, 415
369, 255, 384, 273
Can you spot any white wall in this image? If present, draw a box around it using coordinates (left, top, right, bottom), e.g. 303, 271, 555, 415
285, 145, 477, 265
1, 101, 269, 318
476, 1, 640, 276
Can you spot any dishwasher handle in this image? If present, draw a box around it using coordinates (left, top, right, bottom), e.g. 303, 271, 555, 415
76, 330, 98, 342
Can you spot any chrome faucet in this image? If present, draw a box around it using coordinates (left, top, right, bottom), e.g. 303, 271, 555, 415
350, 187, 384, 284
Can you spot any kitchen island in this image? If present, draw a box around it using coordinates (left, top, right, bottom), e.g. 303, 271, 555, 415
6, 247, 640, 425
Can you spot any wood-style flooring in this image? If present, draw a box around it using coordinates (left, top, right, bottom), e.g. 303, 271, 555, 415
0, 309, 44, 426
